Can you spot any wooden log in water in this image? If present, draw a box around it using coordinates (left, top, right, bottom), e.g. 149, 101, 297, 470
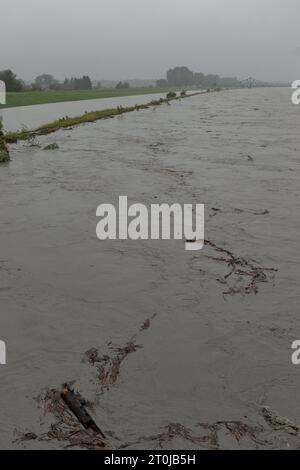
61, 384, 105, 439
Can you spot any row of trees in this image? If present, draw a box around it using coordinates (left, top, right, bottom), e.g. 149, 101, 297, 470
156, 66, 240, 89
115, 81, 130, 89
34, 74, 93, 90
0, 67, 241, 93
0, 71, 132, 92
0, 71, 95, 91
34, 76, 131, 90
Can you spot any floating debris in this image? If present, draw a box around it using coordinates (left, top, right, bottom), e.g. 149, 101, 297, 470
61, 384, 105, 438
84, 342, 142, 391
121, 420, 267, 450
204, 239, 278, 296
16, 385, 106, 450
43, 143, 59, 150
15, 316, 157, 448
210, 207, 222, 218
261, 407, 300, 435
83, 314, 157, 392
253, 209, 270, 216
167, 91, 177, 99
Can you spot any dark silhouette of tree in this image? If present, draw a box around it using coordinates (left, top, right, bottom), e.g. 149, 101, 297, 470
75, 76, 92, 90
156, 79, 168, 88
164, 67, 240, 89
167, 67, 194, 86
35, 74, 58, 89
61, 76, 92, 90
115, 81, 130, 89
0, 70, 24, 92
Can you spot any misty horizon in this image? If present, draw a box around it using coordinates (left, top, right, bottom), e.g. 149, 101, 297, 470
1, 0, 299, 83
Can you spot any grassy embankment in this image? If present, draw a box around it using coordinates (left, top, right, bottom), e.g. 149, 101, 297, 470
0, 121, 9, 162
0, 87, 191, 109
0, 91, 203, 146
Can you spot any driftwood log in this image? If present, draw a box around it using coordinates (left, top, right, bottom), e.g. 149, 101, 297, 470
61, 384, 105, 439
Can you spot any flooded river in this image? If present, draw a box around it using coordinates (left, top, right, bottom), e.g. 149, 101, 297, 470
0, 88, 300, 449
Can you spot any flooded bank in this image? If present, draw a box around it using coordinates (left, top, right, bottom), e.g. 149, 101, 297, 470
0, 92, 171, 132
0, 88, 300, 449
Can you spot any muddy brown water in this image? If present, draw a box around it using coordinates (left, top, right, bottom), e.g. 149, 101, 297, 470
0, 88, 300, 449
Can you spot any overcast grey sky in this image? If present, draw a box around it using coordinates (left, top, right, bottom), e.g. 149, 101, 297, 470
1, 0, 299, 82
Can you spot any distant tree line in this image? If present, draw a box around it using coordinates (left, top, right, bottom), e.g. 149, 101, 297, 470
0, 70, 134, 92
0, 70, 95, 92
115, 81, 130, 89
62, 76, 92, 90
34, 74, 93, 90
156, 66, 240, 89
0, 67, 242, 93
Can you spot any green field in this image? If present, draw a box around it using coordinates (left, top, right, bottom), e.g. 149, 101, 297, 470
0, 87, 188, 109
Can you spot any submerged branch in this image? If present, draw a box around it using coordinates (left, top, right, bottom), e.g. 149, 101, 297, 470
204, 239, 278, 296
